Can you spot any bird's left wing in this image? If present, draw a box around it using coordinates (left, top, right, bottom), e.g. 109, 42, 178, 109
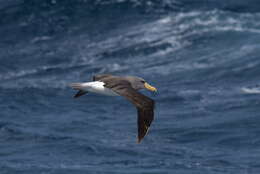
103, 78, 154, 143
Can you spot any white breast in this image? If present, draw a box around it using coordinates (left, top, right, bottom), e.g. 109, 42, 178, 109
81, 81, 119, 96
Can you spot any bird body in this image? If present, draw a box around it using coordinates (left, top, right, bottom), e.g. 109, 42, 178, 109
70, 81, 119, 96
70, 74, 157, 143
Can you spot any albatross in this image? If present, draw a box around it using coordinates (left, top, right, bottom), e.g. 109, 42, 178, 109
70, 74, 157, 143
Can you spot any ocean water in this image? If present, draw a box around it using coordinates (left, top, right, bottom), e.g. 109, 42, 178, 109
1, 0, 260, 173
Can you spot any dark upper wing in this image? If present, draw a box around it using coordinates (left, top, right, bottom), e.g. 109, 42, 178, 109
103, 78, 154, 143
137, 108, 154, 143
92, 74, 113, 81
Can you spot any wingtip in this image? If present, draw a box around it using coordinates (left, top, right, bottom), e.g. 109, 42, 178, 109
137, 126, 150, 144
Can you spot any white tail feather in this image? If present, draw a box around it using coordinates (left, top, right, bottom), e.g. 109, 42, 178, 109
70, 83, 84, 90
69, 81, 119, 96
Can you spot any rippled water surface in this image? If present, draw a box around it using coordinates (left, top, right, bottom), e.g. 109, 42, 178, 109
1, 0, 260, 173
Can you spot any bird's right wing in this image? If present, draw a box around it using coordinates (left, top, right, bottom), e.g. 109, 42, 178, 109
104, 79, 155, 143
92, 74, 113, 81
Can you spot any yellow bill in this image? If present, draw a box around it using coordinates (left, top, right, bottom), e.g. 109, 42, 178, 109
144, 82, 157, 92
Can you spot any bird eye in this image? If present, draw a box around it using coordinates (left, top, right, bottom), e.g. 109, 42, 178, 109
141, 80, 145, 83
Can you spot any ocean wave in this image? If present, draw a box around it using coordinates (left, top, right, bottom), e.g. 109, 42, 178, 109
241, 87, 260, 94
2, 0, 260, 28
0, 62, 130, 89
92, 0, 260, 13
2, 10, 260, 88
102, 10, 260, 53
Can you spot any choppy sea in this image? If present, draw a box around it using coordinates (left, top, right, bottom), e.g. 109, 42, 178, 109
1, 0, 260, 173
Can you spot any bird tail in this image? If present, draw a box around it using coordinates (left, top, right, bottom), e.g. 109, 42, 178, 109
69, 83, 88, 98
70, 83, 84, 90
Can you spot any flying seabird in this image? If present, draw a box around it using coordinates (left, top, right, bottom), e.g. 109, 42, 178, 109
70, 74, 157, 143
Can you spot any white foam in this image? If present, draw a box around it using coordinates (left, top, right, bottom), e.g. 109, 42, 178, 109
158, 16, 171, 24
31, 36, 52, 43
3, 162, 93, 170
241, 87, 260, 94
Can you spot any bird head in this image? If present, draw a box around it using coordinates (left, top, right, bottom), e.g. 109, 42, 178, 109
127, 76, 157, 92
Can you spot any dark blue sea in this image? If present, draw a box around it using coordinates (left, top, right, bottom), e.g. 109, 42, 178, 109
1, 0, 260, 173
